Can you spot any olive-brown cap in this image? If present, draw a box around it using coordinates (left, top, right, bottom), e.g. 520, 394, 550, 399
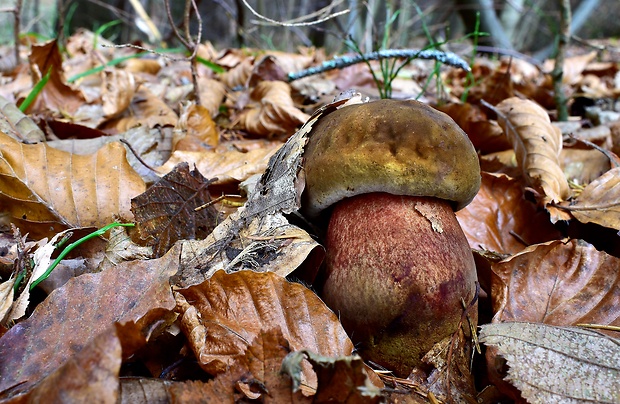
301, 99, 481, 218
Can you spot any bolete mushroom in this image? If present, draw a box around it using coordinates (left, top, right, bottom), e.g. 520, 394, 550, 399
301, 99, 480, 377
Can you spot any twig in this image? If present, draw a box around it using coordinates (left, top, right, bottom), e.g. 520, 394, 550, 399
552, 0, 571, 121
240, 0, 349, 27
118, 139, 160, 173
287, 48, 470, 82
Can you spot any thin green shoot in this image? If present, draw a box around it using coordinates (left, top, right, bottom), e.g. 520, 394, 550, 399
19, 67, 52, 112
29, 222, 135, 291
461, 12, 483, 103
63, 2, 79, 43
94, 20, 122, 48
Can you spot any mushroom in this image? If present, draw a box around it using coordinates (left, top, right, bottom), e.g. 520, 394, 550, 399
301, 99, 480, 377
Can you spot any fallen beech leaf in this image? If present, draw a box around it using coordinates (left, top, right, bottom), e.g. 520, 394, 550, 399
0, 245, 179, 393
108, 86, 178, 133
543, 51, 597, 85
219, 57, 254, 88
27, 39, 86, 115
131, 162, 220, 257
491, 239, 620, 327
0, 278, 14, 324
494, 97, 570, 212
480, 322, 620, 404
176, 270, 353, 379
4, 326, 122, 403
0, 95, 45, 142
173, 102, 219, 151
197, 77, 227, 118
0, 132, 145, 238
236, 81, 310, 137
281, 350, 382, 402
558, 167, 620, 231
456, 172, 562, 255
101, 69, 137, 118
437, 102, 510, 154
101, 226, 153, 269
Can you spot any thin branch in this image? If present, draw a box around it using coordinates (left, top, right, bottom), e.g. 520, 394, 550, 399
240, 0, 349, 27
288, 48, 470, 82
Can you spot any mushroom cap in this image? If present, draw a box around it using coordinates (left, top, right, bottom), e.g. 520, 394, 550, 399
301, 99, 481, 217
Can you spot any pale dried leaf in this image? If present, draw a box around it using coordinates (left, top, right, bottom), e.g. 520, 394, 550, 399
173, 102, 219, 150
101, 226, 152, 268
480, 322, 620, 404
197, 77, 227, 118
0, 95, 45, 142
101, 69, 137, 118
495, 97, 570, 205
560, 167, 620, 230
110, 86, 177, 132
0, 278, 14, 325
0, 132, 145, 238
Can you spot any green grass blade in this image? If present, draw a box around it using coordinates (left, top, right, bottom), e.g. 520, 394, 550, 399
19, 67, 52, 112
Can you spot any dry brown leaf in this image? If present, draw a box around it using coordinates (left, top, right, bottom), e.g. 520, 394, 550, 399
0, 278, 14, 325
558, 167, 620, 230
107, 86, 178, 133
101, 69, 137, 118
437, 102, 510, 154
494, 97, 570, 215
0, 131, 145, 238
491, 239, 620, 327
0, 245, 179, 393
456, 172, 562, 255
561, 148, 611, 185
219, 57, 254, 88
160, 140, 282, 186
173, 102, 219, 151
131, 162, 220, 257
236, 81, 310, 137
197, 77, 227, 118
543, 51, 597, 85
123, 58, 162, 75
26, 39, 86, 115
175, 270, 353, 381
2, 326, 122, 403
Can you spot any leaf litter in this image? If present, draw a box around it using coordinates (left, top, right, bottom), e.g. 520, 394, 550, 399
0, 29, 620, 403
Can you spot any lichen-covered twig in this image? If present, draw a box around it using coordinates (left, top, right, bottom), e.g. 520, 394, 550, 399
287, 48, 470, 82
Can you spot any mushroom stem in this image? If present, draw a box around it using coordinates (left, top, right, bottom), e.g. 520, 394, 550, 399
322, 192, 478, 377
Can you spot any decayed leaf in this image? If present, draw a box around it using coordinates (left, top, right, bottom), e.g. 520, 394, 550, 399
131, 162, 220, 257
0, 131, 145, 238
0, 278, 14, 325
281, 350, 382, 402
456, 172, 562, 255
491, 239, 620, 327
0, 95, 45, 142
175, 270, 353, 381
0, 245, 179, 393
27, 39, 86, 115
101, 226, 153, 269
494, 97, 570, 214
559, 167, 620, 231
480, 322, 620, 404
173, 102, 219, 151
236, 81, 310, 137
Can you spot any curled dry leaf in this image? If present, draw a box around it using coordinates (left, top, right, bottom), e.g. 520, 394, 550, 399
0, 131, 145, 238
558, 167, 620, 231
0, 95, 45, 143
173, 102, 219, 151
480, 322, 620, 404
197, 77, 227, 118
494, 97, 570, 216
456, 172, 562, 255
491, 239, 620, 327
175, 270, 353, 382
219, 57, 254, 88
236, 81, 310, 137
101, 69, 138, 118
